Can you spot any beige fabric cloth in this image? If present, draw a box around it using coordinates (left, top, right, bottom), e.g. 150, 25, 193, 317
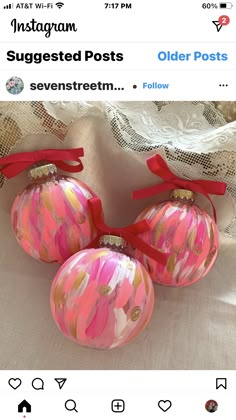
0, 116, 236, 369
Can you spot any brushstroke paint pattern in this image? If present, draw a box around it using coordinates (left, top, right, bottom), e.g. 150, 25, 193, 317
132, 201, 219, 287
11, 175, 97, 263
50, 248, 154, 349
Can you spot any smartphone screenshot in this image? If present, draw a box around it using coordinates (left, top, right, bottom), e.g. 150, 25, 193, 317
0, 0, 235, 418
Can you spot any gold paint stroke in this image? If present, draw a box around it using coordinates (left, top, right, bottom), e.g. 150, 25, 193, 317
210, 223, 215, 249
130, 306, 142, 322
166, 254, 177, 273
64, 188, 80, 211
187, 229, 197, 250
69, 319, 78, 339
154, 222, 165, 242
72, 272, 86, 290
41, 191, 54, 212
53, 283, 67, 307
142, 268, 150, 294
133, 271, 142, 289
99, 285, 112, 295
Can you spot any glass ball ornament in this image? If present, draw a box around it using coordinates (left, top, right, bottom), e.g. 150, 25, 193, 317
11, 163, 97, 263
132, 189, 219, 287
50, 235, 154, 349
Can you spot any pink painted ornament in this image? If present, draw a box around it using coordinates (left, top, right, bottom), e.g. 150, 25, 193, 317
133, 189, 219, 287
50, 235, 154, 349
11, 163, 97, 263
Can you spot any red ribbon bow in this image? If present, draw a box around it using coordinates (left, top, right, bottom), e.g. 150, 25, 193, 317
132, 154, 227, 223
0, 148, 84, 178
88, 197, 167, 265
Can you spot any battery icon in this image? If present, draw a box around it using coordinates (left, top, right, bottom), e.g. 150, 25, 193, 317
219, 2, 233, 7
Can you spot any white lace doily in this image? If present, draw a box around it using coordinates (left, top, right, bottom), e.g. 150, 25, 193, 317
43, 101, 231, 152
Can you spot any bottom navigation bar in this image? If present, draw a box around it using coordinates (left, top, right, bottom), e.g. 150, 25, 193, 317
0, 371, 234, 419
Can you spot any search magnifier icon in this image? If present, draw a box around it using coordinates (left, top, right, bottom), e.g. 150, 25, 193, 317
65, 399, 78, 413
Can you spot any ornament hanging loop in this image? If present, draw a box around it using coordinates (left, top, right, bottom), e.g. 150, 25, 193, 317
88, 197, 168, 265
132, 154, 227, 223
0, 148, 85, 179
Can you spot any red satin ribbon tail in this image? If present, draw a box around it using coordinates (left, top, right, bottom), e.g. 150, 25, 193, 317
181, 184, 218, 223
141, 153, 228, 223
195, 179, 227, 195
55, 161, 84, 173
0, 150, 33, 164
0, 162, 31, 179
133, 179, 221, 222
88, 197, 168, 265
203, 193, 217, 223
125, 232, 167, 265
0, 148, 85, 178
147, 154, 177, 181
128, 219, 153, 235
86, 237, 100, 249
88, 197, 105, 229
132, 182, 176, 200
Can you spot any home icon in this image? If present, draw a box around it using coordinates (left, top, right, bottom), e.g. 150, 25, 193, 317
18, 400, 31, 413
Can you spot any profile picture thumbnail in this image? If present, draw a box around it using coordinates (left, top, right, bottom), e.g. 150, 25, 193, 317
205, 400, 218, 413
6, 76, 24, 95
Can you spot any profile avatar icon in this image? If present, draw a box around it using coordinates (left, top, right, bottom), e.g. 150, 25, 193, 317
205, 399, 218, 413
6, 76, 24, 95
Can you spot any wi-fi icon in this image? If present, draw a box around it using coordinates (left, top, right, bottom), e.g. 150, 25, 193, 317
55, 2, 64, 8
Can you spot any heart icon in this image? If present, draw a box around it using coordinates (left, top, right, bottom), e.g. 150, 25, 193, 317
158, 400, 172, 412
8, 378, 22, 390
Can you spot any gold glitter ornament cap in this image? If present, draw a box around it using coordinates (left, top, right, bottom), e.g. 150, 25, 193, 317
98, 235, 128, 253
170, 189, 195, 202
28, 163, 58, 180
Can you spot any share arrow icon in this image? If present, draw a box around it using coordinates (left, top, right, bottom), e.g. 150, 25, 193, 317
54, 378, 67, 389
212, 21, 222, 32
